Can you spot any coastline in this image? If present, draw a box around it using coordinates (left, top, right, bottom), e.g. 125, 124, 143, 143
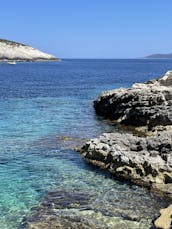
1, 59, 171, 229
0, 58, 61, 62
78, 70, 172, 228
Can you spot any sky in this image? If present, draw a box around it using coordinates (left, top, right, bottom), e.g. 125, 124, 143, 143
1, 0, 172, 58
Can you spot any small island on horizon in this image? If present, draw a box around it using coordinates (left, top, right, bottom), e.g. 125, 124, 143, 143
0, 39, 60, 62
146, 53, 172, 59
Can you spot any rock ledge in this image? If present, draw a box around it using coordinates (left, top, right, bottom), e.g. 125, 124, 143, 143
78, 132, 172, 198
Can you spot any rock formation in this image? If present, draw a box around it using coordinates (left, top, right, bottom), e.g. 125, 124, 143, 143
78, 132, 172, 198
78, 70, 172, 229
0, 39, 59, 62
94, 70, 172, 133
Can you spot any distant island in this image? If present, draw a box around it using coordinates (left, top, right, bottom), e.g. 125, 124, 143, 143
0, 39, 60, 62
146, 53, 172, 58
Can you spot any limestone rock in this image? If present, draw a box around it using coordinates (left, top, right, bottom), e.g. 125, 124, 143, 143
0, 39, 59, 62
78, 132, 172, 198
78, 70, 172, 228
94, 71, 172, 130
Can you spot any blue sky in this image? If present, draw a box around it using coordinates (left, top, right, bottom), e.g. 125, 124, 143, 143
1, 0, 172, 58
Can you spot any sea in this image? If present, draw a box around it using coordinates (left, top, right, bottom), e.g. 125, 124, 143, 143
0, 59, 171, 228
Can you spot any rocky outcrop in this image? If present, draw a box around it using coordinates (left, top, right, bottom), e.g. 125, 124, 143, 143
80, 71, 172, 198
0, 39, 59, 61
87, 71, 172, 197
78, 71, 172, 228
86, 71, 172, 197
78, 132, 172, 198
94, 71, 172, 132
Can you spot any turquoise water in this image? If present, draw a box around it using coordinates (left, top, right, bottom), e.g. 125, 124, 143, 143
0, 59, 171, 228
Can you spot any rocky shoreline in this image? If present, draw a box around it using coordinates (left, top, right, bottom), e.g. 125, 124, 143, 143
78, 132, 172, 198
94, 71, 172, 132
78, 71, 172, 229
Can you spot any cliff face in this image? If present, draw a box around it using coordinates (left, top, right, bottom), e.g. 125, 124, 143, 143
0, 39, 59, 61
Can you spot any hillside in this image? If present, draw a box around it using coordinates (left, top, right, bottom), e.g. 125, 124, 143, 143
146, 53, 172, 58
0, 39, 59, 61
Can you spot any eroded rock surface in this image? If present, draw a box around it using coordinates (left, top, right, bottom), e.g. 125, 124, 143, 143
81, 71, 172, 228
94, 71, 172, 131
78, 132, 172, 198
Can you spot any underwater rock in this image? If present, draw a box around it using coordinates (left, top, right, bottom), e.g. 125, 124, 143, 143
57, 135, 87, 150
20, 190, 153, 229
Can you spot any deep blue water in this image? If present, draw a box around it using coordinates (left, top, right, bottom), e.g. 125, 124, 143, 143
0, 59, 171, 228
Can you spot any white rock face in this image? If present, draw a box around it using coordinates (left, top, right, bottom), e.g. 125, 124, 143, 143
0, 39, 58, 61
159, 70, 172, 86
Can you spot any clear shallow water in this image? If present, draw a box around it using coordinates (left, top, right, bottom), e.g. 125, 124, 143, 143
0, 59, 172, 228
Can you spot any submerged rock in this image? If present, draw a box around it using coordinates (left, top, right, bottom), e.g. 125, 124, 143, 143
56, 135, 87, 150
94, 71, 172, 132
0, 39, 59, 62
20, 190, 155, 229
